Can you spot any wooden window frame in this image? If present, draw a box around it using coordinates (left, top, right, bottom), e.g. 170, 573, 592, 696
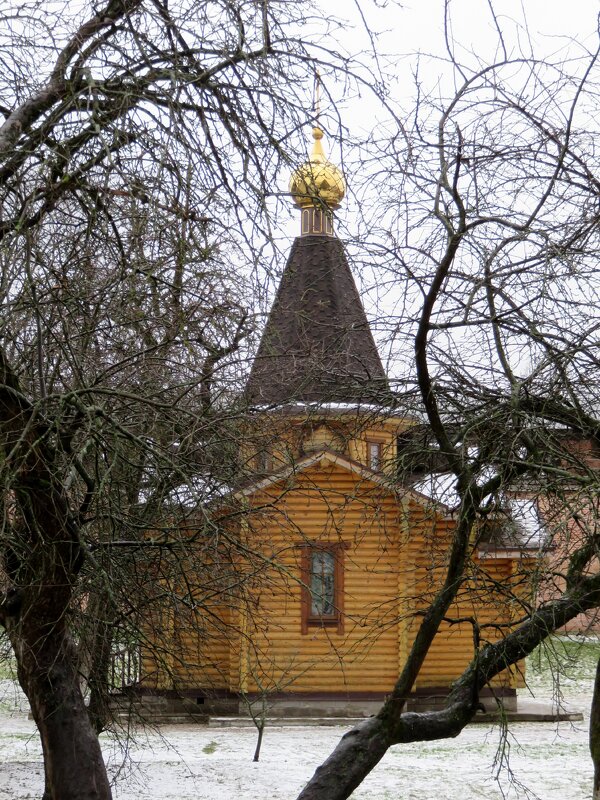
299, 542, 347, 635
366, 439, 383, 472
255, 449, 272, 473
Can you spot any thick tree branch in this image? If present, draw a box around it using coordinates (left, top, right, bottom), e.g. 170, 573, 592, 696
0, 0, 143, 156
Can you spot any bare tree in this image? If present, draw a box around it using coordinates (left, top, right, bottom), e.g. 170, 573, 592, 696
0, 1, 352, 798
5, 2, 600, 799
591, 657, 600, 799
295, 11, 600, 800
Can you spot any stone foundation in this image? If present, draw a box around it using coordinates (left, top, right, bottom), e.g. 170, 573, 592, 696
121, 686, 517, 722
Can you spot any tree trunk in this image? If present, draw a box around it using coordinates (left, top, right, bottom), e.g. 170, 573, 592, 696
82, 589, 117, 735
10, 616, 113, 800
590, 656, 600, 800
0, 348, 112, 799
297, 591, 600, 800
296, 717, 389, 800
253, 719, 265, 762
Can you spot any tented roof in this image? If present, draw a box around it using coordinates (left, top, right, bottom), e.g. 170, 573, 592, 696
245, 235, 390, 406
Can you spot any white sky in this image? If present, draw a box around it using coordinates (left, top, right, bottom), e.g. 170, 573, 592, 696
279, 0, 600, 232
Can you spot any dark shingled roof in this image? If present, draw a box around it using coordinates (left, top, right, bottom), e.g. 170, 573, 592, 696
245, 235, 390, 406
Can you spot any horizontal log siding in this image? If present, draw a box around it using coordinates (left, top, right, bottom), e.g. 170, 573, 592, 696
150, 463, 528, 700
171, 603, 233, 690
405, 499, 525, 690
146, 541, 241, 692
241, 462, 401, 694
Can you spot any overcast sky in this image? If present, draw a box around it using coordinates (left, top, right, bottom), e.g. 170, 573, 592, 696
279, 1, 600, 223
273, 1, 600, 378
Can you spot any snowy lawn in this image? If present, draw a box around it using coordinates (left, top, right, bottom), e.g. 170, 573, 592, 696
0, 636, 598, 800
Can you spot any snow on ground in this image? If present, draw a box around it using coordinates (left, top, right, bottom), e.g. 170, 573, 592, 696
1, 637, 598, 800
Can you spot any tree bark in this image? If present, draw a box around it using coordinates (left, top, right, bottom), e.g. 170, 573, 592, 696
590, 656, 600, 800
0, 347, 112, 799
82, 590, 117, 735
9, 617, 112, 800
253, 719, 265, 762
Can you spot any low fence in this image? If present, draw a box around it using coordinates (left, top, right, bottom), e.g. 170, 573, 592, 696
109, 645, 141, 692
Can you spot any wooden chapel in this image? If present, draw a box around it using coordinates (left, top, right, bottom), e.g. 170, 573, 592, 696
138, 124, 536, 719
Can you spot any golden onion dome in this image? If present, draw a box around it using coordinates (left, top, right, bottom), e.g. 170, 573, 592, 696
289, 127, 346, 209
